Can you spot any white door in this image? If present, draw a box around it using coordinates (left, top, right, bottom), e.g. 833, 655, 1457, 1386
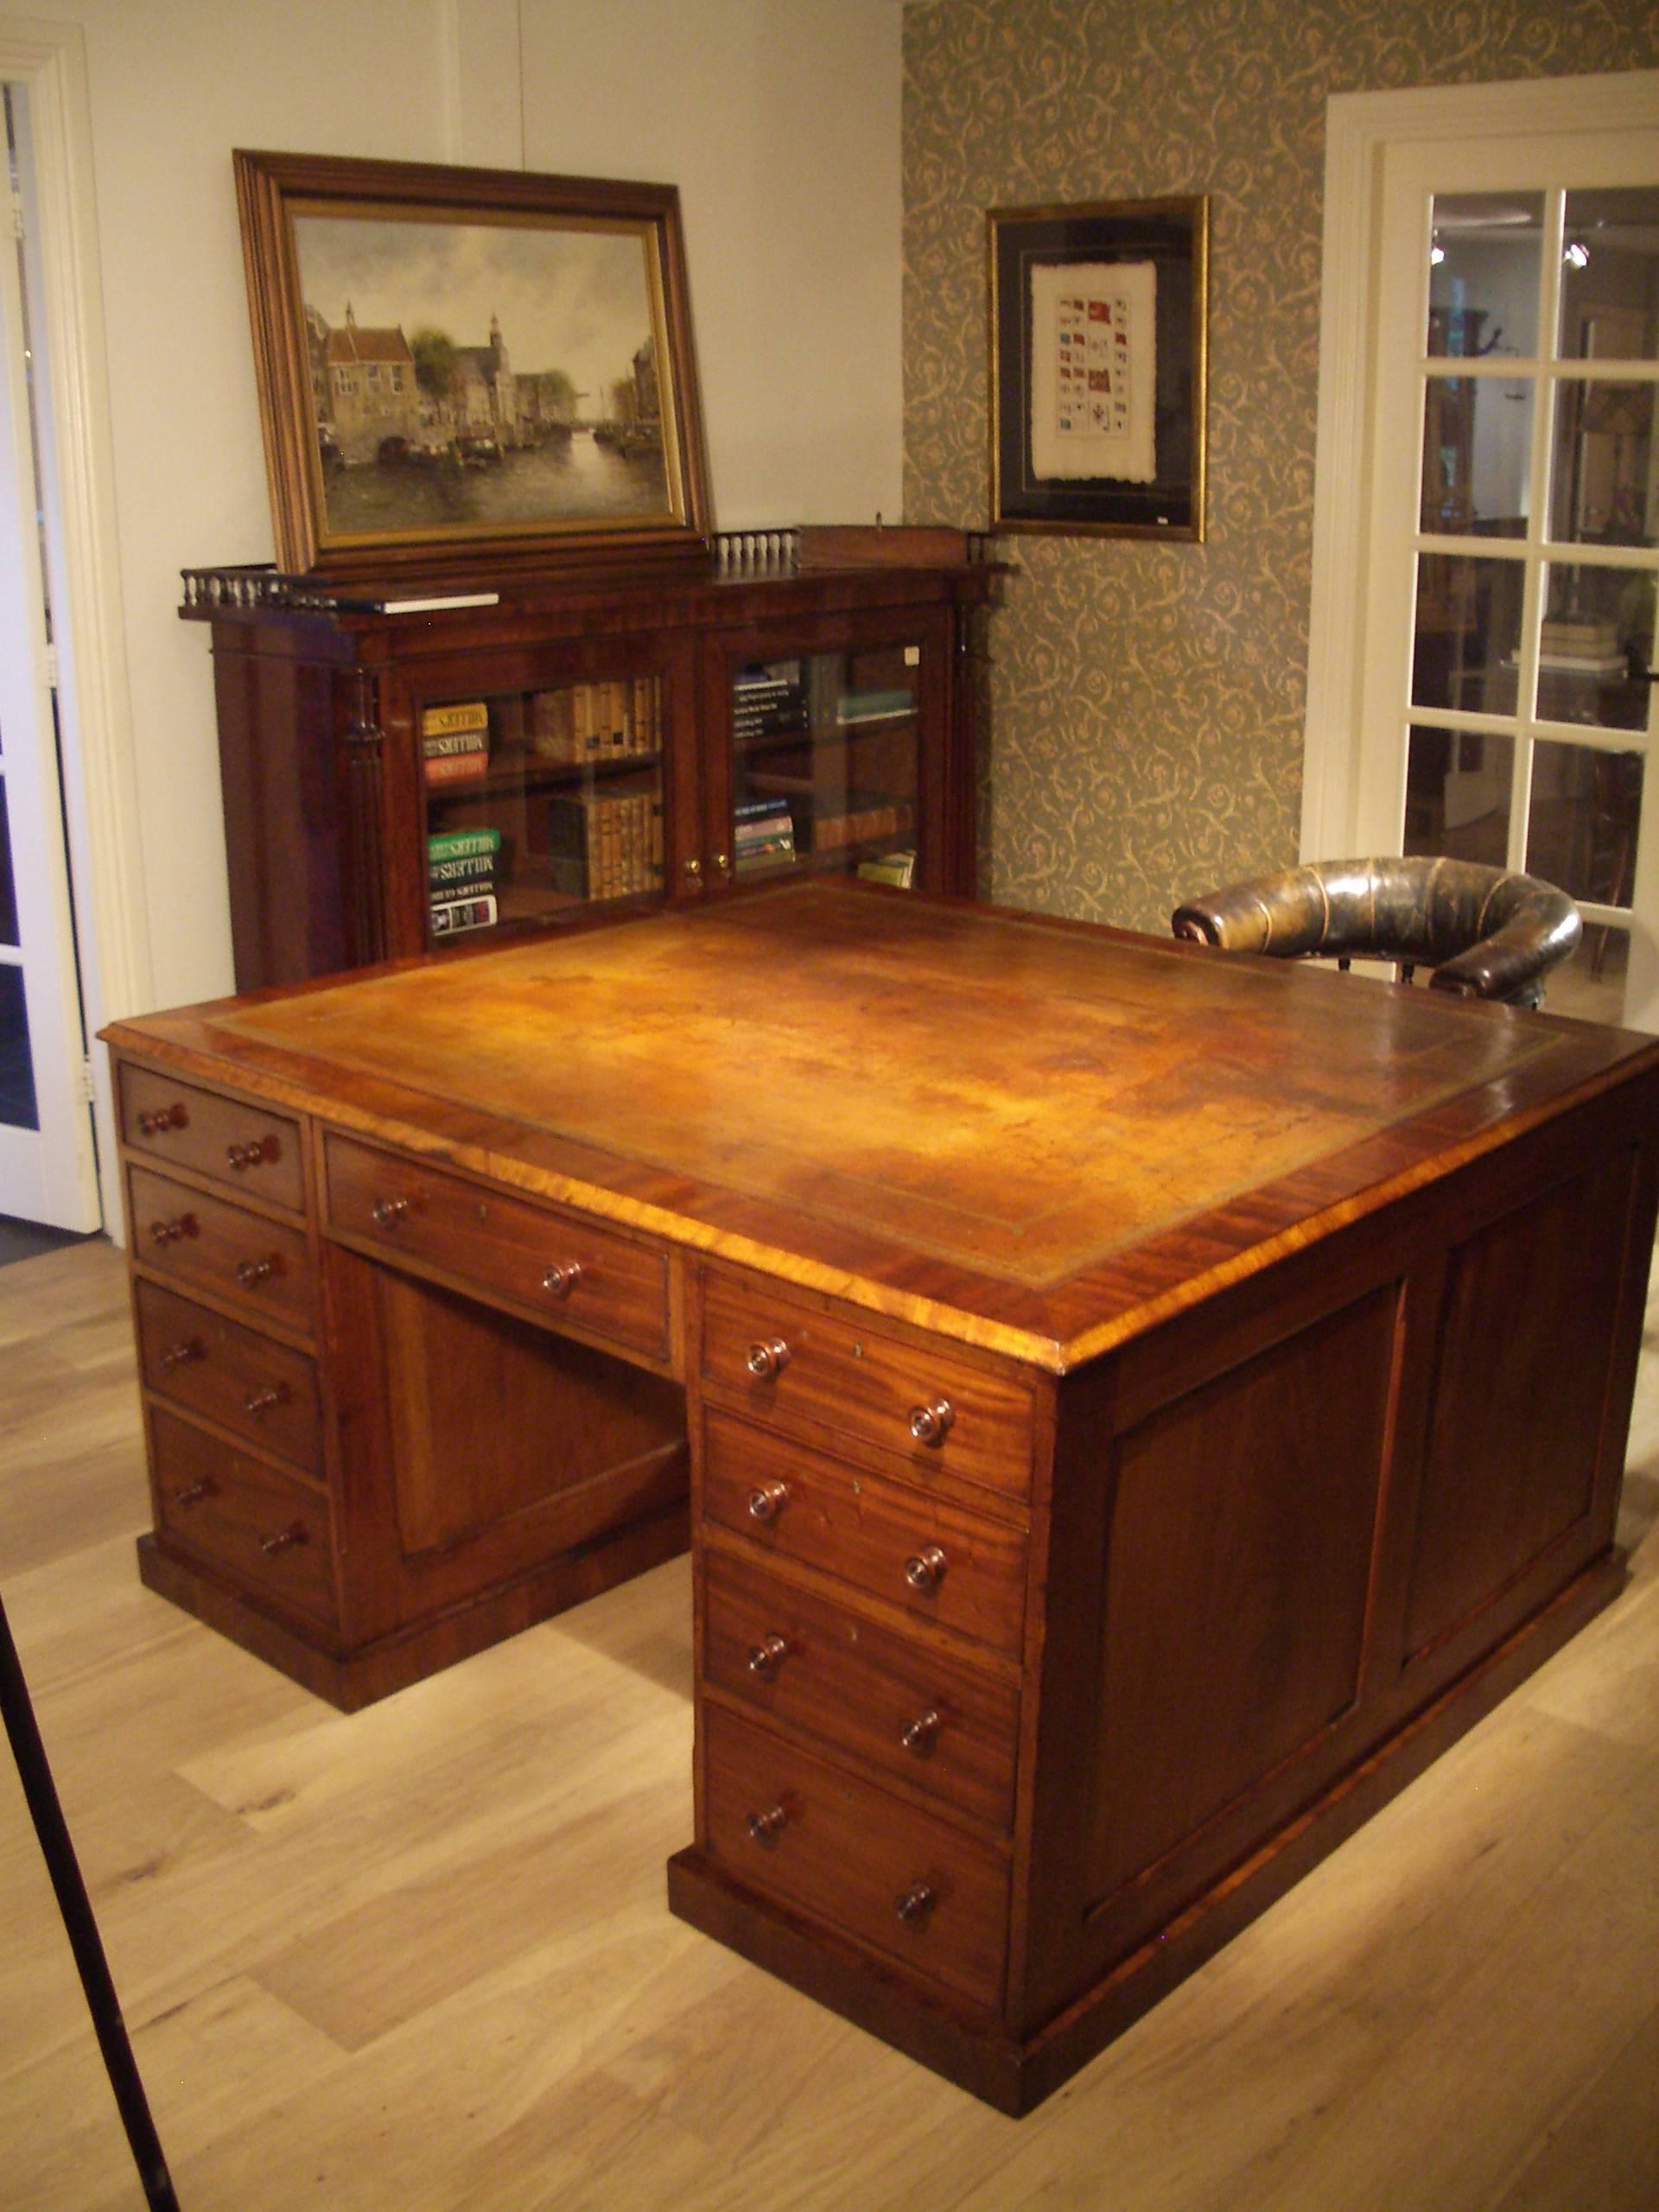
0, 82, 99, 1230
1304, 76, 1659, 1032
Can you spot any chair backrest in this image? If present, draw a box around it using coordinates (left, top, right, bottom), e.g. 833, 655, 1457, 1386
1171, 856, 1581, 1007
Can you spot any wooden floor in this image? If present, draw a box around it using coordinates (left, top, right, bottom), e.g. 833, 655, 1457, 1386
3, 1236, 1657, 2211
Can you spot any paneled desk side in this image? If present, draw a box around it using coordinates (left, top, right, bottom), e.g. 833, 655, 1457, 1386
103, 883, 1659, 2107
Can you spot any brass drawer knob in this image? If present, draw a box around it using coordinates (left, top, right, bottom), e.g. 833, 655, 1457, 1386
747, 1338, 791, 1381
541, 1262, 583, 1299
683, 856, 702, 882
895, 1881, 937, 1928
156, 1338, 203, 1373
909, 1398, 955, 1446
371, 1196, 410, 1229
244, 1384, 289, 1418
905, 1544, 948, 1595
714, 851, 731, 879
226, 1138, 271, 1172
747, 1633, 790, 1681
137, 1103, 188, 1138
149, 1214, 197, 1246
235, 1255, 276, 1288
747, 1802, 788, 1845
901, 1708, 941, 1756
258, 1522, 308, 1559
747, 1482, 790, 1525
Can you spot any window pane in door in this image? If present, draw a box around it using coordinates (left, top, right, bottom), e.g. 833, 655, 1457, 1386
1559, 189, 1659, 361
1525, 740, 1642, 911
1405, 725, 1512, 862
1427, 194, 1543, 357
0, 962, 38, 1129
1538, 561, 1653, 728
0, 779, 17, 944
1420, 374, 1532, 534
1549, 379, 1655, 547
1413, 554, 1524, 711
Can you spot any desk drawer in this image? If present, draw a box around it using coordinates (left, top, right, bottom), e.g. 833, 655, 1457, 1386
703, 1413, 1027, 1657
150, 1406, 336, 1628
702, 1271, 1033, 1503
136, 1278, 321, 1470
325, 1135, 670, 1364
128, 1164, 314, 1334
119, 1065, 305, 1214
704, 1547, 1020, 1831
703, 1705, 1009, 2010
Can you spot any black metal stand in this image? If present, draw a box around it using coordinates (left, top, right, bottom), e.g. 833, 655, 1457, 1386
1, 1592, 180, 2209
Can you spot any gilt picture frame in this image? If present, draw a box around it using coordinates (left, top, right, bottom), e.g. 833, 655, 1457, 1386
233, 149, 712, 579
988, 195, 1208, 540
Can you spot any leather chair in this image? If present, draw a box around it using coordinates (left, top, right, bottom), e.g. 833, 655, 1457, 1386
1171, 856, 1581, 1008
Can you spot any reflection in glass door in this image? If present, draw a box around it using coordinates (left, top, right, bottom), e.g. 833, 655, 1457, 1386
1396, 182, 1656, 1024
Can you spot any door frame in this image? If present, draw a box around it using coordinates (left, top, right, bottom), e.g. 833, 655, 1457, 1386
1, 18, 150, 1232
1300, 69, 1659, 861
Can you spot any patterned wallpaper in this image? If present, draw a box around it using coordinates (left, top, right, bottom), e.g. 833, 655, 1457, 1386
902, 0, 1659, 932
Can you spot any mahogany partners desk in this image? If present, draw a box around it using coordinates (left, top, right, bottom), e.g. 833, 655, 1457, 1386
102, 880, 1659, 2113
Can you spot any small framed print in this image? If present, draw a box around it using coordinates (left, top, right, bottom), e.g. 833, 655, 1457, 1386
988, 195, 1208, 540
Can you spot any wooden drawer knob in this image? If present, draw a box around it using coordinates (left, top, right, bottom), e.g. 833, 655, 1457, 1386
747, 1634, 790, 1681
258, 1522, 308, 1559
156, 1338, 203, 1373
900, 1708, 941, 1756
905, 1544, 948, 1595
137, 1103, 188, 1138
895, 1881, 937, 1928
541, 1262, 583, 1299
747, 1802, 788, 1845
149, 1214, 198, 1246
235, 1255, 276, 1288
908, 1398, 955, 1446
226, 1139, 272, 1173
371, 1196, 410, 1229
243, 1384, 289, 1418
170, 1479, 217, 1507
746, 1338, 791, 1382
747, 1482, 790, 1525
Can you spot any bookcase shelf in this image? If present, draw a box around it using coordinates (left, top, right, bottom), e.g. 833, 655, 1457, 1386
181, 531, 1001, 989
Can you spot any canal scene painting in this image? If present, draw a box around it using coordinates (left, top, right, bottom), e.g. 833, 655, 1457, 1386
296, 211, 674, 537
234, 153, 709, 572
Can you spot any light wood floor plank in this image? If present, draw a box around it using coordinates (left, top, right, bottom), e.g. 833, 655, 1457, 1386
2, 1236, 1656, 2209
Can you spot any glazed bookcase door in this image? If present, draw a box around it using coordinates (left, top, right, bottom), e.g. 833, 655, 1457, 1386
709, 607, 953, 896
409, 653, 673, 950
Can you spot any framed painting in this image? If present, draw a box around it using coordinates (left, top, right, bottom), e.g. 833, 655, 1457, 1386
988, 196, 1208, 540
233, 149, 712, 579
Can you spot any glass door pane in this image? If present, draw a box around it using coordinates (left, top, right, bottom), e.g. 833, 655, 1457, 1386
1396, 178, 1659, 1024
421, 675, 665, 944
730, 640, 922, 887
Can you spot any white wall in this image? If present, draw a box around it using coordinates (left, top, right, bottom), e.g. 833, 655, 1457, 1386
23, 0, 903, 1014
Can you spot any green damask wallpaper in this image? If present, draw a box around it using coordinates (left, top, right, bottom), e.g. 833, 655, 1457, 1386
902, 0, 1659, 931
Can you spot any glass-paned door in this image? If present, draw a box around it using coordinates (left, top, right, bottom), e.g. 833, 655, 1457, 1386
418, 670, 666, 944
728, 639, 924, 889
0, 82, 98, 1227
1363, 137, 1659, 1029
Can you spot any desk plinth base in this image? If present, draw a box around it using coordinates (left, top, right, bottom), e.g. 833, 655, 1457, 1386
669, 1548, 1626, 2116
137, 1503, 690, 1712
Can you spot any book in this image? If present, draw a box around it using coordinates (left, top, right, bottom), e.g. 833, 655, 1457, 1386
429, 891, 497, 936
378, 591, 501, 614
421, 701, 490, 740
423, 744, 489, 786
422, 729, 489, 760
857, 849, 916, 889
428, 851, 498, 891
428, 827, 502, 863
541, 785, 663, 899
836, 687, 914, 726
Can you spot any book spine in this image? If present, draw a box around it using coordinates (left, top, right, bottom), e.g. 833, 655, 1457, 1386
429, 892, 497, 936
423, 749, 490, 786
429, 853, 498, 889
428, 827, 501, 862
421, 701, 490, 740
